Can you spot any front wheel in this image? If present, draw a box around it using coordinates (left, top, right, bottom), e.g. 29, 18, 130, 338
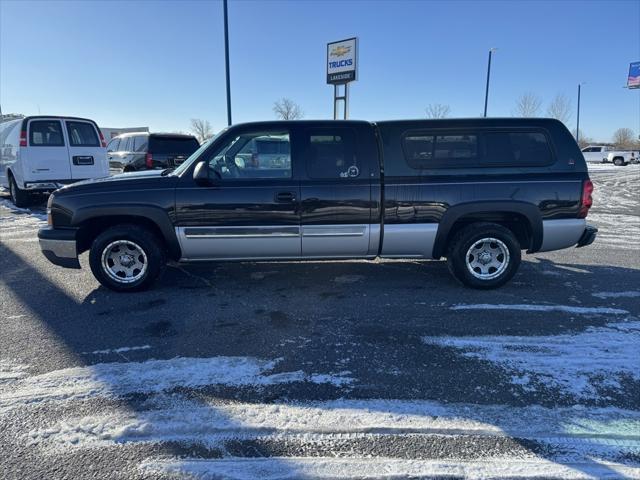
89, 224, 166, 292
447, 223, 521, 289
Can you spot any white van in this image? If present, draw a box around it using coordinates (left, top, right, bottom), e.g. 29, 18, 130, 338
0, 116, 108, 207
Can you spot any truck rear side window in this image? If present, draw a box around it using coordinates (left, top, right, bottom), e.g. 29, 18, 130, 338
304, 129, 359, 179
401, 130, 553, 171
66, 121, 100, 146
403, 134, 478, 168
29, 120, 65, 147
484, 132, 552, 166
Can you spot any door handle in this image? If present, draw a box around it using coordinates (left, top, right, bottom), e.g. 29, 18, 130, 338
275, 191, 296, 202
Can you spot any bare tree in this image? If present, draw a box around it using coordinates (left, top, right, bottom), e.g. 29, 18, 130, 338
546, 94, 572, 125
190, 119, 214, 144
273, 98, 304, 120
514, 93, 543, 117
425, 103, 451, 119
612, 128, 635, 149
572, 129, 593, 149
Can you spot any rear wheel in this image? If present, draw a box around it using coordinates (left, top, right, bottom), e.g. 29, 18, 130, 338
89, 224, 166, 292
9, 175, 32, 208
447, 223, 521, 289
613, 157, 626, 166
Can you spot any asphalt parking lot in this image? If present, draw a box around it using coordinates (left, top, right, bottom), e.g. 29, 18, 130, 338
1, 164, 639, 479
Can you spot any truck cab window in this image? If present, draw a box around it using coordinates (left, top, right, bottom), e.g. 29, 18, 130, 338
305, 129, 358, 179
208, 131, 291, 179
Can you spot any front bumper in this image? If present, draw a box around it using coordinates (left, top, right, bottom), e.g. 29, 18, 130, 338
576, 225, 598, 248
38, 227, 81, 269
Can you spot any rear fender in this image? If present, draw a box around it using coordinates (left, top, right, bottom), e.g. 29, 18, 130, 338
432, 201, 543, 258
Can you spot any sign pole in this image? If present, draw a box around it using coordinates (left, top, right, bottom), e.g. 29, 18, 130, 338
344, 83, 349, 120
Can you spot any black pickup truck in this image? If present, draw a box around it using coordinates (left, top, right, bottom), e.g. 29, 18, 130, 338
38, 118, 597, 292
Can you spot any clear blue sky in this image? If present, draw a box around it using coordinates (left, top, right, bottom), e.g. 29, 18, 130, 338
1, 0, 639, 142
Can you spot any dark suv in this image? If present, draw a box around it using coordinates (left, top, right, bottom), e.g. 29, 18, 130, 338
39, 118, 597, 292
107, 133, 200, 174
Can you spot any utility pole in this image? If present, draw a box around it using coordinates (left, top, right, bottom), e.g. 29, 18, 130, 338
483, 48, 497, 117
223, 0, 232, 126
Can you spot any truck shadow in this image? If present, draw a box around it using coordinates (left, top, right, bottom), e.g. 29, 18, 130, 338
1, 242, 638, 478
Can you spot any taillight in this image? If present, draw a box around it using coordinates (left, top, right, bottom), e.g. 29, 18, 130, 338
19, 131, 27, 147
145, 153, 153, 169
98, 130, 106, 148
578, 179, 593, 218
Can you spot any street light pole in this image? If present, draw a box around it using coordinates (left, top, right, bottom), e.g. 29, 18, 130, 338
576, 83, 582, 144
223, 0, 232, 126
483, 48, 496, 117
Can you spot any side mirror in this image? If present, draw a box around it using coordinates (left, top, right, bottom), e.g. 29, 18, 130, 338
193, 161, 211, 185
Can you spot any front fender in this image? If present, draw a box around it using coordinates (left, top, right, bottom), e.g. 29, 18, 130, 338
72, 204, 181, 259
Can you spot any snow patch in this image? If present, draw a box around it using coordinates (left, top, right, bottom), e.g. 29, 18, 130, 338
592, 291, 640, 299
27, 397, 640, 453
81, 345, 152, 355
0, 360, 29, 384
138, 457, 640, 480
0, 199, 48, 222
0, 356, 351, 410
423, 321, 640, 399
450, 303, 628, 315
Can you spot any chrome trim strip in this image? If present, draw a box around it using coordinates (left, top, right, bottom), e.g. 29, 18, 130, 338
302, 225, 366, 237
301, 224, 371, 257
38, 238, 77, 259
380, 223, 439, 259
183, 226, 300, 239
387, 180, 582, 186
177, 226, 301, 260
539, 219, 586, 252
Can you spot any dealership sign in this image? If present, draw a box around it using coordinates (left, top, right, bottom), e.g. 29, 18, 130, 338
327, 38, 358, 85
628, 61, 640, 89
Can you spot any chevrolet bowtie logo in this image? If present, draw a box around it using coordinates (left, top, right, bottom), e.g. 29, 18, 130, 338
330, 45, 351, 57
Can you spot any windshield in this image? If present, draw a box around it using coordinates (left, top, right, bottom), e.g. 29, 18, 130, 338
170, 129, 227, 176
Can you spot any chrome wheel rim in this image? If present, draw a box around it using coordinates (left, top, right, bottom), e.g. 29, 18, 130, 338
101, 240, 147, 284
465, 237, 510, 280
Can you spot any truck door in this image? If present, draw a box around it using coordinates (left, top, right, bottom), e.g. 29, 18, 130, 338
24, 119, 71, 182
64, 120, 108, 180
175, 127, 301, 260
297, 124, 378, 258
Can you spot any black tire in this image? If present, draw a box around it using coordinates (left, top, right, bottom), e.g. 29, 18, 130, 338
9, 175, 32, 208
613, 157, 625, 167
89, 224, 166, 292
446, 222, 521, 289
